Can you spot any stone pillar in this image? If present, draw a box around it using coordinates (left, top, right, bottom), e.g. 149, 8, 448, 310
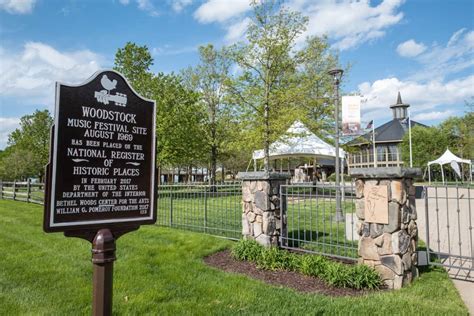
237, 171, 290, 247
350, 167, 421, 290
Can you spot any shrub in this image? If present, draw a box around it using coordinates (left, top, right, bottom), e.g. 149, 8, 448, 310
323, 263, 351, 288
231, 239, 263, 261
349, 264, 382, 290
299, 254, 328, 277
231, 240, 381, 290
257, 247, 285, 270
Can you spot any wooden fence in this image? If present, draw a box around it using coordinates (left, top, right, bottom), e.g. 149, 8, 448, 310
0, 180, 45, 205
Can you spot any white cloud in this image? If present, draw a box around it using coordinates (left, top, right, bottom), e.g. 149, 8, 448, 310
0, 42, 103, 106
195, 0, 404, 48
291, 0, 405, 50
409, 28, 474, 81
0, 0, 36, 14
119, 0, 159, 16
412, 110, 455, 121
137, 0, 159, 16
0, 117, 20, 149
194, 0, 250, 23
358, 75, 474, 121
170, 0, 192, 13
358, 28, 474, 123
224, 17, 251, 43
396, 39, 426, 57
152, 44, 197, 55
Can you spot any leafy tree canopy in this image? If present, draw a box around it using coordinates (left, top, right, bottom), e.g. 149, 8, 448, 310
0, 110, 53, 180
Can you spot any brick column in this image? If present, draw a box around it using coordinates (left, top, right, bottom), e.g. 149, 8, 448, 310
237, 172, 290, 247
350, 167, 421, 289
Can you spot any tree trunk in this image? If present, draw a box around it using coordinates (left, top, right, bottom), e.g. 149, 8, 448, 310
157, 164, 161, 185
221, 163, 225, 183
211, 145, 217, 185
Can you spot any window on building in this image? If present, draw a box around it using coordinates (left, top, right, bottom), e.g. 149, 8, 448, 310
387, 145, 398, 161
377, 146, 386, 161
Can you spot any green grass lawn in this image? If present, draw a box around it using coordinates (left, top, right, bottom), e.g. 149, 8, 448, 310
0, 200, 468, 315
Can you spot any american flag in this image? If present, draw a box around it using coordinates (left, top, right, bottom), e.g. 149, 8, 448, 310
366, 120, 373, 129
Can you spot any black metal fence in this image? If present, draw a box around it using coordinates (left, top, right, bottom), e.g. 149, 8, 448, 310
279, 183, 358, 261
157, 183, 242, 239
7, 178, 472, 274
421, 185, 473, 277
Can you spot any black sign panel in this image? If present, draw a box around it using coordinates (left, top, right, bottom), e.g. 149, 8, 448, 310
44, 70, 156, 232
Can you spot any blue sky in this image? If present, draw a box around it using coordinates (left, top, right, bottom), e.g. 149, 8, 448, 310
0, 0, 473, 149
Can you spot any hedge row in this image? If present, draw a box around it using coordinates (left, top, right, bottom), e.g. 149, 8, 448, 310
231, 239, 381, 290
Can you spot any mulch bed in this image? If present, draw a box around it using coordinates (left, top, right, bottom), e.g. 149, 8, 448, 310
204, 250, 378, 296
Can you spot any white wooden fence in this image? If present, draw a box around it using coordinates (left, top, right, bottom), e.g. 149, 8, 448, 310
0, 180, 45, 205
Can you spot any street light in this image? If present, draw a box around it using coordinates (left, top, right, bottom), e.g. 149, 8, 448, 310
327, 68, 344, 222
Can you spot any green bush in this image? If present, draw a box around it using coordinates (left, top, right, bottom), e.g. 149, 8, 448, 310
300, 254, 328, 277
349, 264, 382, 290
324, 263, 351, 288
231, 240, 381, 290
257, 247, 284, 270
231, 239, 263, 261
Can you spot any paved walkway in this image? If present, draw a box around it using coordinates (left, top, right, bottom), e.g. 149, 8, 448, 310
415, 186, 473, 314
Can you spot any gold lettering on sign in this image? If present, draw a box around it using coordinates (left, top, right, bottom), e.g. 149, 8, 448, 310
364, 184, 389, 224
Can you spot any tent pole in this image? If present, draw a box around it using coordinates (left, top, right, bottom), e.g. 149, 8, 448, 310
428, 165, 431, 184
441, 164, 445, 184
470, 164, 472, 184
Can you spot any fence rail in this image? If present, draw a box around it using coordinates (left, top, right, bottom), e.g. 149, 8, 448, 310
0, 180, 45, 205
157, 183, 242, 240
421, 185, 473, 275
280, 183, 358, 261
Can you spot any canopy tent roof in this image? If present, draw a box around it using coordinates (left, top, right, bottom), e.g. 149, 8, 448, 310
427, 148, 472, 183
252, 121, 345, 161
428, 148, 471, 166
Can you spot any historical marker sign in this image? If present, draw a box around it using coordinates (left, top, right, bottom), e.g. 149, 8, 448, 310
44, 70, 156, 232
364, 184, 389, 224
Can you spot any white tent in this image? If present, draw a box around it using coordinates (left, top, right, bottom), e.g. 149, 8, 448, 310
427, 148, 472, 183
252, 121, 345, 168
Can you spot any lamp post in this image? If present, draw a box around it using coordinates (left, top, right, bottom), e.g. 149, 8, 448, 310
327, 68, 344, 222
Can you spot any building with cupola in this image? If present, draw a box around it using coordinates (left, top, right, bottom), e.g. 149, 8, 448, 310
346, 92, 427, 169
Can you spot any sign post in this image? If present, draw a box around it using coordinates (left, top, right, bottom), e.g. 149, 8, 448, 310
43, 70, 156, 315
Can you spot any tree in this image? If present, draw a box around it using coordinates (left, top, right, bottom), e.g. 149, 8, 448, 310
400, 125, 450, 171
3, 110, 53, 180
0, 147, 37, 181
182, 44, 233, 185
228, 0, 341, 171
151, 73, 207, 175
114, 42, 154, 98
295, 36, 340, 132
113, 43, 207, 182
439, 111, 473, 159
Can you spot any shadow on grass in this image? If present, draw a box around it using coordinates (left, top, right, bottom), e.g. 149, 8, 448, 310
417, 245, 473, 281
284, 229, 358, 259
286, 230, 330, 248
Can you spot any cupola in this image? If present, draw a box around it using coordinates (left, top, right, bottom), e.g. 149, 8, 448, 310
390, 92, 409, 120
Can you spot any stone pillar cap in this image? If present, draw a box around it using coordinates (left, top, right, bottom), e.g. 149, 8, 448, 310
350, 167, 421, 179
237, 171, 291, 180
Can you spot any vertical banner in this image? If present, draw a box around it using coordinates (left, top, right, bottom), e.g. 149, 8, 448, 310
341, 95, 361, 135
